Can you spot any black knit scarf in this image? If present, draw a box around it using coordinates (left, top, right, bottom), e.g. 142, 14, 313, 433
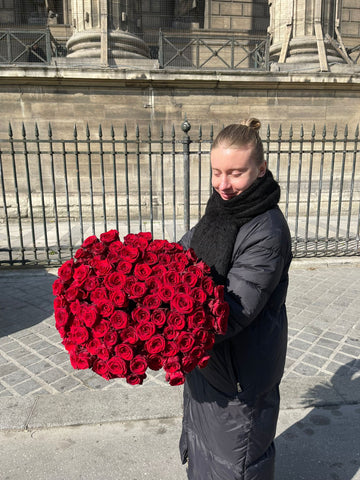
190, 169, 280, 285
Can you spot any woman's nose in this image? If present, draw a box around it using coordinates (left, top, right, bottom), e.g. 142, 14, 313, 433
219, 175, 230, 190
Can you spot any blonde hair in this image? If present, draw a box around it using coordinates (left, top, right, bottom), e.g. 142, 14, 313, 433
212, 117, 264, 166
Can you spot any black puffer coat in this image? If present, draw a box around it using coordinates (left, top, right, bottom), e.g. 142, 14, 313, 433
179, 206, 292, 480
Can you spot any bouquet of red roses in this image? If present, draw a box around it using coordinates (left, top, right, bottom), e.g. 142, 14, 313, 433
53, 230, 229, 386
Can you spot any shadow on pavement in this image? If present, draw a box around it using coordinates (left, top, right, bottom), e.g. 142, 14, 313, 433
0, 269, 57, 337
276, 362, 360, 480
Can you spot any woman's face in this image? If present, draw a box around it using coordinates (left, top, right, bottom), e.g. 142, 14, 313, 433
211, 143, 266, 201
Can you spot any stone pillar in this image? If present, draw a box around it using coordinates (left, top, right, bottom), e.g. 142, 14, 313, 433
269, 0, 350, 71
66, 0, 156, 67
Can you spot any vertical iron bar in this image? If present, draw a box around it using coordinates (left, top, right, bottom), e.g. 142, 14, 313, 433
171, 125, 176, 241
276, 125, 282, 182
158, 29, 164, 69
182, 119, 191, 233
335, 125, 348, 254
136, 125, 142, 232
198, 125, 202, 221
160, 125, 165, 238
284, 125, 293, 220
86, 124, 95, 235
325, 125, 337, 251
148, 125, 154, 236
209, 125, 214, 196
345, 124, 358, 252
315, 126, 326, 254
265, 124, 271, 170
48, 123, 61, 262
9, 123, 25, 264
0, 149, 13, 265
124, 124, 130, 234
35, 123, 49, 263
293, 125, 304, 257
99, 124, 107, 233
22, 123, 37, 262
62, 139, 73, 258
111, 125, 119, 232
74, 125, 84, 245
304, 125, 315, 255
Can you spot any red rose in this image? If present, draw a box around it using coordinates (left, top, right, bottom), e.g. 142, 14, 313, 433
163, 341, 179, 357
136, 321, 156, 341
110, 310, 129, 330
175, 284, 191, 295
108, 240, 123, 253
142, 294, 162, 310
79, 304, 98, 328
151, 309, 167, 327
97, 345, 110, 361
145, 334, 166, 354
120, 326, 138, 344
73, 264, 90, 285
62, 337, 77, 353
70, 351, 92, 370
104, 272, 127, 290
74, 247, 89, 261
121, 245, 140, 263
158, 253, 171, 265
167, 311, 186, 330
86, 338, 102, 355
117, 260, 133, 274
188, 345, 205, 360
138, 231, 152, 242
107, 356, 127, 377
188, 265, 203, 278
93, 359, 109, 379
70, 325, 89, 345
158, 285, 175, 302
147, 239, 168, 252
64, 285, 82, 302
214, 285, 225, 301
181, 355, 198, 373
132, 306, 151, 323
182, 272, 198, 288
163, 325, 178, 341
134, 263, 152, 281
130, 355, 148, 375
129, 281, 147, 300
214, 312, 228, 336
165, 371, 185, 386
70, 299, 82, 316
201, 276, 214, 295
92, 319, 110, 338
104, 330, 118, 348
163, 270, 180, 286
193, 328, 215, 351
142, 251, 158, 265
168, 261, 187, 273
171, 293, 195, 314
109, 289, 128, 308
151, 264, 167, 276
100, 229, 120, 244
93, 258, 112, 276
147, 354, 163, 371
176, 331, 195, 352
126, 373, 146, 385
114, 343, 134, 361
191, 287, 207, 305
198, 355, 211, 369
55, 307, 69, 328
97, 299, 115, 318
54, 296, 66, 309
91, 242, 106, 256
90, 287, 108, 304
52, 278, 65, 296
82, 235, 98, 249
185, 248, 198, 262
174, 252, 189, 265
58, 259, 74, 283
145, 276, 162, 292
163, 355, 181, 373
83, 276, 99, 292
187, 309, 207, 329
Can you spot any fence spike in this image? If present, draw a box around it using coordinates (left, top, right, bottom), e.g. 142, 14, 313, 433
136, 124, 139, 139
111, 125, 115, 139
355, 124, 359, 138
267, 123, 270, 138
333, 124, 338, 138
160, 124, 164, 138
48, 123, 52, 138
123, 124, 127, 138
148, 124, 152, 138
344, 124, 348, 137
172, 125, 175, 138
98, 124, 103, 138
86, 123, 90, 138
289, 124, 293, 138
34, 122, 39, 138
300, 124, 304, 138
311, 124, 316, 137
199, 124, 202, 139
8, 122, 13, 138
278, 124, 282, 138
210, 124, 214, 141
21, 122, 26, 138
74, 124, 78, 138
322, 125, 326, 137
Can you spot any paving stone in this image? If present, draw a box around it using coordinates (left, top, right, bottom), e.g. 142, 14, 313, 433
0, 341, 19, 353
51, 376, 83, 393
26, 360, 54, 375
12, 378, 44, 395
316, 337, 339, 349
286, 347, 304, 360
296, 332, 320, 343
301, 354, 328, 368
293, 363, 319, 376
321, 331, 344, 341
16, 354, 42, 367
38, 367, 67, 384
289, 339, 313, 351
340, 344, 360, 357
2, 370, 31, 387
0, 364, 18, 378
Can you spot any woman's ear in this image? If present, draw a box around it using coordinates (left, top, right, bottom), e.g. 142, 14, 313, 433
258, 161, 267, 177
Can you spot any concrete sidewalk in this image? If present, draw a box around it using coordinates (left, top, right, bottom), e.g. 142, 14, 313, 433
0, 259, 359, 479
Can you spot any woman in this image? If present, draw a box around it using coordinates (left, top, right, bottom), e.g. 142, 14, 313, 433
179, 118, 292, 480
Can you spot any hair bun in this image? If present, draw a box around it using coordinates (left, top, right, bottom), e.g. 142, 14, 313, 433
240, 118, 261, 132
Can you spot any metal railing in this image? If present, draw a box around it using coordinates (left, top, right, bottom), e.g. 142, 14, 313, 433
158, 31, 270, 70
0, 29, 66, 65
0, 120, 360, 266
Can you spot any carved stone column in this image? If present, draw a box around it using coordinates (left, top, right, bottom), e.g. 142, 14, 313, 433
268, 0, 350, 71
66, 0, 156, 67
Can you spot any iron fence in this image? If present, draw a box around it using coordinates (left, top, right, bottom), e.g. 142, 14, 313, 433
0, 120, 360, 267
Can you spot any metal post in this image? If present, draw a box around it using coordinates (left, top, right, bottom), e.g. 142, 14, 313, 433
181, 118, 192, 233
